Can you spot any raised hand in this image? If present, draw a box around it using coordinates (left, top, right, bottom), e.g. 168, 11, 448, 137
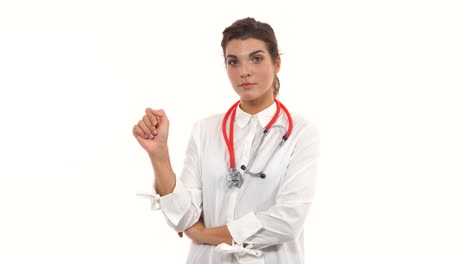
133, 108, 170, 157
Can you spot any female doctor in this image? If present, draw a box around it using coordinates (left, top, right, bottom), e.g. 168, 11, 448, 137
133, 17, 319, 264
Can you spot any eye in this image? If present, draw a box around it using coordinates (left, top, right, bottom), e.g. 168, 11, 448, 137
227, 59, 238, 66
251, 56, 264, 63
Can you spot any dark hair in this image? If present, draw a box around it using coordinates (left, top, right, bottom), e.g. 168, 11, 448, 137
221, 17, 281, 97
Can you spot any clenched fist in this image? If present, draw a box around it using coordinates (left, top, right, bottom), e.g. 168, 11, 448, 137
132, 108, 170, 157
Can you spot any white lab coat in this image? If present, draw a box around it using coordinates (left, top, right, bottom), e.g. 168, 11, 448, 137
158, 102, 320, 263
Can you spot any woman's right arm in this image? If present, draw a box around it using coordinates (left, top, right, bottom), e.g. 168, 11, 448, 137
133, 108, 175, 195
133, 108, 202, 231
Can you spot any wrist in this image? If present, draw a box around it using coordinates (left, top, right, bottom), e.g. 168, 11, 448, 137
148, 144, 169, 161
148, 148, 172, 171
149, 145, 176, 195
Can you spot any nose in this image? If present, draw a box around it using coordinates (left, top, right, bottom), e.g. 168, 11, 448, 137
240, 62, 251, 78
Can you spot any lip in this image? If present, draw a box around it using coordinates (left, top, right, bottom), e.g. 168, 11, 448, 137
240, 82, 255, 88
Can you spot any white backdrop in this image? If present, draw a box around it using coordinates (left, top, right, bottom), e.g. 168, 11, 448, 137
1, 0, 467, 263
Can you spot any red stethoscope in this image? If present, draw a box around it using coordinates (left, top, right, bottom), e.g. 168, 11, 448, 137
222, 99, 293, 188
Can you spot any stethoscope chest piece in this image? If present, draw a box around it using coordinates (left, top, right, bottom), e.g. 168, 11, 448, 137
227, 168, 243, 188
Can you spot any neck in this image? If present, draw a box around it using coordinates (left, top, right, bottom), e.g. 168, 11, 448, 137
239, 97, 275, 115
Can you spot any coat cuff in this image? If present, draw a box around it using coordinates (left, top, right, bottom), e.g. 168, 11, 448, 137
159, 181, 191, 226
227, 212, 263, 244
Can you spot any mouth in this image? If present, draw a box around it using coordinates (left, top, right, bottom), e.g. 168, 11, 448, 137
240, 82, 255, 88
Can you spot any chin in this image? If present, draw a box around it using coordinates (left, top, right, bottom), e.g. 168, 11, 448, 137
242, 91, 273, 102
239, 94, 260, 102
234, 90, 253, 99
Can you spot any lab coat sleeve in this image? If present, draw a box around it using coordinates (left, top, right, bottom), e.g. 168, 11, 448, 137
227, 121, 319, 248
158, 121, 203, 232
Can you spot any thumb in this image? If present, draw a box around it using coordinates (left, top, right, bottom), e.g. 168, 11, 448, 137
151, 109, 168, 123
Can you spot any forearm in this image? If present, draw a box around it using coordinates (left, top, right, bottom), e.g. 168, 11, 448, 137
200, 225, 233, 246
149, 145, 176, 196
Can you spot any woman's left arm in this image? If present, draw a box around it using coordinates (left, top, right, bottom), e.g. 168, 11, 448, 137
184, 220, 233, 245
185, 121, 320, 248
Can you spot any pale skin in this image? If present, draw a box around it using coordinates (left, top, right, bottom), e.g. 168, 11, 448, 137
133, 37, 281, 245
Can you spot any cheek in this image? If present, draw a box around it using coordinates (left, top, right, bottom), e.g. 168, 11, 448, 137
258, 67, 275, 81
227, 69, 237, 82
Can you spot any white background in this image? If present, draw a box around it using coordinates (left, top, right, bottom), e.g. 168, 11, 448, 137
1, 0, 467, 263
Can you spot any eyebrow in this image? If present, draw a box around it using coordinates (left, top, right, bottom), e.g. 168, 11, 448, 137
225, 50, 266, 59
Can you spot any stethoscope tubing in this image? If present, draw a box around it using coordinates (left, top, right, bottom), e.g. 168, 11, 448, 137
243, 125, 287, 178
222, 99, 293, 177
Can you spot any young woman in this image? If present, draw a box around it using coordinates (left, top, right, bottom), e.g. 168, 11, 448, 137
133, 17, 319, 264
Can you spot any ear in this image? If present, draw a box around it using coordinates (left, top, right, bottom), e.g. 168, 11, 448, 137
274, 56, 281, 74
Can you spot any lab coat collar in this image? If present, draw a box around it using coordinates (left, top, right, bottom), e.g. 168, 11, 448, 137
235, 101, 278, 129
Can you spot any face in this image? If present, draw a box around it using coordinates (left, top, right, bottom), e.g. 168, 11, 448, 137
224, 38, 280, 104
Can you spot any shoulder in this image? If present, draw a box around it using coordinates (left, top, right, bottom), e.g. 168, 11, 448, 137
290, 113, 320, 139
278, 100, 319, 137
194, 113, 224, 127
288, 113, 320, 158
189, 113, 225, 135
